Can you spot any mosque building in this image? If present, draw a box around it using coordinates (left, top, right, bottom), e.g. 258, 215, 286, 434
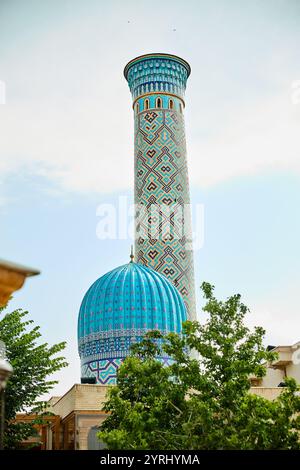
14, 54, 300, 450
78, 53, 196, 385
78, 254, 187, 385
13, 52, 197, 449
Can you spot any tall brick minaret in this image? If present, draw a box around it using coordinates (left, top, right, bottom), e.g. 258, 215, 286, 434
124, 53, 196, 319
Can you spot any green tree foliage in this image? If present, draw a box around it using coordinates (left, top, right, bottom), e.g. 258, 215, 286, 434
0, 308, 68, 449
99, 283, 300, 450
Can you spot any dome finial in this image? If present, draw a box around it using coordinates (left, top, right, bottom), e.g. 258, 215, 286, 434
130, 245, 134, 263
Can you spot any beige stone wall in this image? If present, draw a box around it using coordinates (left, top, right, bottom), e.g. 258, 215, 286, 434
286, 362, 300, 382
51, 385, 77, 420
74, 384, 108, 412
250, 387, 282, 400
46, 396, 61, 412
76, 414, 107, 450
260, 367, 284, 387
51, 384, 109, 420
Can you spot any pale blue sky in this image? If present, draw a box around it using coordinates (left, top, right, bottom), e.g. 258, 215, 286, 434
0, 0, 299, 395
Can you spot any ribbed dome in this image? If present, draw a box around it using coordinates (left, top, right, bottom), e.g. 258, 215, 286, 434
78, 261, 186, 384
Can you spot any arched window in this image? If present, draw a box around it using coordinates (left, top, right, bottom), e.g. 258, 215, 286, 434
156, 97, 162, 108
179, 103, 183, 114
144, 99, 149, 110
136, 102, 139, 114
169, 99, 174, 109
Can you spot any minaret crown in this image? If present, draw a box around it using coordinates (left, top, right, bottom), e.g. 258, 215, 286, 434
124, 53, 191, 102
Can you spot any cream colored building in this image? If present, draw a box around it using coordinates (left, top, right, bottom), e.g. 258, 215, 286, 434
250, 341, 300, 394
261, 342, 300, 387
15, 384, 109, 450
247, 344, 300, 402
46, 384, 109, 450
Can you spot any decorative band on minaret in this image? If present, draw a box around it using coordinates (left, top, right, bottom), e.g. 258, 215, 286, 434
124, 53, 196, 319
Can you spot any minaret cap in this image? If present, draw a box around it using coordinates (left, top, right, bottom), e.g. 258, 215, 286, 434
123, 53, 191, 80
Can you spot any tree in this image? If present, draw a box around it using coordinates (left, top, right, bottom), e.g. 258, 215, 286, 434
99, 282, 300, 450
0, 307, 67, 449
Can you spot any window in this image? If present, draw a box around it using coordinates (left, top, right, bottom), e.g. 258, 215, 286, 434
136, 102, 139, 113
144, 98, 149, 110
156, 97, 162, 108
179, 103, 183, 114
169, 99, 174, 109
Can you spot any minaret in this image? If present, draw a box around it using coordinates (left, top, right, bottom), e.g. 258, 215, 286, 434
124, 53, 196, 319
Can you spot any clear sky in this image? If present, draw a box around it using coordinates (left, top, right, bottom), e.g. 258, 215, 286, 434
0, 0, 299, 396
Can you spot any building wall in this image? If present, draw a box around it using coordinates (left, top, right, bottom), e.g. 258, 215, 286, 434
50, 384, 108, 420
258, 343, 300, 387
74, 384, 108, 412
250, 387, 283, 400
259, 368, 285, 387
44, 385, 110, 450
261, 363, 300, 387
76, 414, 107, 450
286, 362, 300, 382
49, 384, 76, 420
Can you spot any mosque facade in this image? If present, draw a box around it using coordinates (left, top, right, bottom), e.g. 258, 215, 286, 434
78, 54, 196, 385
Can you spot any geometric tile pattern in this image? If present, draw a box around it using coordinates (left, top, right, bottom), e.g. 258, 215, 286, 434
124, 53, 196, 320
78, 262, 187, 384
81, 356, 174, 385
81, 359, 123, 385
124, 53, 190, 101
134, 108, 196, 319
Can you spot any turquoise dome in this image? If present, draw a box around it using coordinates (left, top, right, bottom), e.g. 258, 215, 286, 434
78, 261, 186, 384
